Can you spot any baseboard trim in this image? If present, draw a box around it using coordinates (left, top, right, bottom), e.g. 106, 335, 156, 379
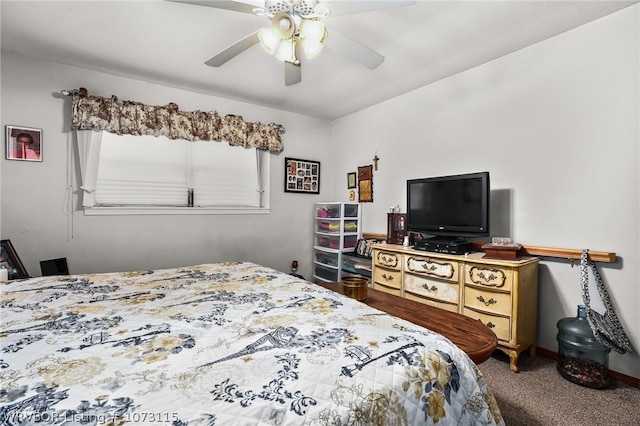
536, 347, 639, 388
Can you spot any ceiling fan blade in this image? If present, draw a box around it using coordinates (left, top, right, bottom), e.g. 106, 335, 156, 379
166, 0, 258, 15
325, 30, 384, 70
323, 0, 416, 17
284, 61, 302, 86
205, 30, 260, 67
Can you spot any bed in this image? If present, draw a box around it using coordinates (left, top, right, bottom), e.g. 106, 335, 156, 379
0, 262, 503, 425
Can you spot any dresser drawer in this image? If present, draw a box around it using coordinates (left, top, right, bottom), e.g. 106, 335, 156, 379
405, 292, 458, 313
463, 308, 511, 342
465, 264, 513, 291
464, 286, 511, 316
373, 267, 402, 289
404, 273, 459, 304
405, 255, 458, 282
373, 282, 402, 297
374, 250, 401, 270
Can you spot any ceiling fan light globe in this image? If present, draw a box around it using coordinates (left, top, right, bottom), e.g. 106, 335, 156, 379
275, 39, 297, 63
301, 38, 324, 59
278, 18, 291, 32
258, 28, 281, 54
271, 12, 295, 39
299, 19, 326, 43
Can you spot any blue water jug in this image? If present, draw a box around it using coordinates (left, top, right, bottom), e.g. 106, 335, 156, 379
557, 305, 610, 388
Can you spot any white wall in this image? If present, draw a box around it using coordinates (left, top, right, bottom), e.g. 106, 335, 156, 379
331, 5, 640, 379
0, 52, 333, 280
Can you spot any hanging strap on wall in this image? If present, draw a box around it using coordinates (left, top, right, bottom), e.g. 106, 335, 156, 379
580, 249, 633, 354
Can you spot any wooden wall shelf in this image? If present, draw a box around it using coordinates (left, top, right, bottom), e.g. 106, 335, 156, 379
517, 245, 616, 263
362, 233, 617, 263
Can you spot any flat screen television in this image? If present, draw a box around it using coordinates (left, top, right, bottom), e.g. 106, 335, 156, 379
407, 171, 490, 241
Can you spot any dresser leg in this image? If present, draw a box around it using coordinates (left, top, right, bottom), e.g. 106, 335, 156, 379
509, 350, 520, 373
529, 345, 536, 358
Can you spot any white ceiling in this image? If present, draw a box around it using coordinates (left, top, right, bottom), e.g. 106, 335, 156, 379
1, 0, 636, 120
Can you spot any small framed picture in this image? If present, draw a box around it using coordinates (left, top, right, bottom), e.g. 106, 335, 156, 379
358, 165, 373, 203
347, 172, 357, 189
5, 125, 42, 161
285, 157, 320, 194
1, 239, 29, 280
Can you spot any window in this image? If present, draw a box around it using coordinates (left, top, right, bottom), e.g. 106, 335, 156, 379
76, 130, 270, 215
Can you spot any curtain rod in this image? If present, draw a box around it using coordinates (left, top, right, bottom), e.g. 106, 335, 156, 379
59, 89, 286, 134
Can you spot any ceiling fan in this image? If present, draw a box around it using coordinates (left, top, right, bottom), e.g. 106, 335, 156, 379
170, 0, 415, 86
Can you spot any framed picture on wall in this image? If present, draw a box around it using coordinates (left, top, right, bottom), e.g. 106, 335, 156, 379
357, 164, 373, 202
5, 125, 42, 162
1, 239, 30, 280
285, 157, 320, 194
347, 172, 357, 189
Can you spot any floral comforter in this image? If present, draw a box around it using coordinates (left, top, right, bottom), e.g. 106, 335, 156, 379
0, 262, 503, 425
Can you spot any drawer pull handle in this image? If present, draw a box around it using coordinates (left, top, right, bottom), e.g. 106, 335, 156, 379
476, 295, 497, 306
422, 284, 437, 292
486, 322, 496, 329
381, 274, 394, 282
477, 271, 498, 282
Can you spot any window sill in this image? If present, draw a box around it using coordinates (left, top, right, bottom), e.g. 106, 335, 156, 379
83, 206, 271, 216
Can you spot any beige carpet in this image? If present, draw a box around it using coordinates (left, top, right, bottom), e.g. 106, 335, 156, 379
478, 352, 640, 425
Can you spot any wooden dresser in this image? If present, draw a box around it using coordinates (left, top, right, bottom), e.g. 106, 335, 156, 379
372, 243, 539, 372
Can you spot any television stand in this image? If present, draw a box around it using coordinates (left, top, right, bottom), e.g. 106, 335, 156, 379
414, 237, 472, 255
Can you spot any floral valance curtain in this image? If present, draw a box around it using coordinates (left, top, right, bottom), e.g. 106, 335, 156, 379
70, 88, 284, 152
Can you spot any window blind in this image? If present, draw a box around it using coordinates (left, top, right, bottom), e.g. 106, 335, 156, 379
94, 132, 260, 207
190, 141, 261, 207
